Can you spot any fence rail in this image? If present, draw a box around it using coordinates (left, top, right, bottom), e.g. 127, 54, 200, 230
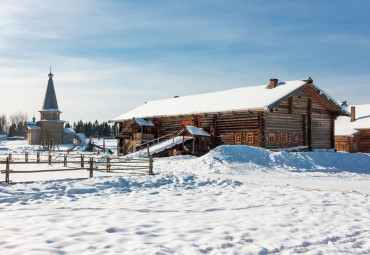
0, 152, 154, 184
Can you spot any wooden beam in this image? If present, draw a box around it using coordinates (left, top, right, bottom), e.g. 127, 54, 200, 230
288, 97, 293, 114
307, 99, 312, 151
303, 86, 337, 112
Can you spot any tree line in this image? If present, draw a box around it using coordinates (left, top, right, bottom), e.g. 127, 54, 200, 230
67, 120, 118, 138
0, 112, 118, 138
0, 112, 28, 137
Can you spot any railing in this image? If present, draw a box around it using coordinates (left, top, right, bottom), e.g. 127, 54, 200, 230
0, 152, 154, 184
140, 132, 180, 148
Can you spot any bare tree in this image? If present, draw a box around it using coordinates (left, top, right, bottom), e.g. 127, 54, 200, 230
0, 114, 7, 134
8, 112, 29, 137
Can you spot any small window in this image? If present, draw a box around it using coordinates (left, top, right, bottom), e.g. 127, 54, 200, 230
247, 132, 254, 145
268, 132, 277, 144
235, 133, 242, 144
281, 133, 289, 143
293, 133, 299, 144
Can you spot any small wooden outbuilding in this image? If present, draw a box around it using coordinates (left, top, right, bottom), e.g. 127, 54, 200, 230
335, 103, 370, 153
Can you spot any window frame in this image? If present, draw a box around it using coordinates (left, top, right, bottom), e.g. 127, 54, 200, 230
268, 132, 277, 144
246, 132, 254, 145
292, 133, 300, 144
235, 133, 242, 145
281, 132, 289, 144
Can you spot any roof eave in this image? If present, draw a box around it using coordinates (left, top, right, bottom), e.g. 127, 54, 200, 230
109, 107, 269, 123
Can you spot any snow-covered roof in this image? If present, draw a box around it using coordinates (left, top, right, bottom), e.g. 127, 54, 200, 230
27, 125, 41, 130
181, 126, 211, 137
64, 128, 76, 134
134, 118, 155, 127
335, 104, 370, 136
110, 79, 346, 122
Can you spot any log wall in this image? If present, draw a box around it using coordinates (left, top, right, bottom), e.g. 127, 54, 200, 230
266, 90, 334, 149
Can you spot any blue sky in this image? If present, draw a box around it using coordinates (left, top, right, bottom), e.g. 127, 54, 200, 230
0, 0, 369, 122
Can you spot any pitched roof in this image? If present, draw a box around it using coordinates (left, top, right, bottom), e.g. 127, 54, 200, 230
180, 126, 211, 137
110, 79, 347, 122
42, 72, 59, 110
335, 104, 370, 136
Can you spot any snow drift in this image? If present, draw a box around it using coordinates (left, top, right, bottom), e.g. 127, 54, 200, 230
194, 145, 370, 174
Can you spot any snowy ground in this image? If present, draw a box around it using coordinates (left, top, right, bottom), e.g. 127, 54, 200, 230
0, 140, 369, 254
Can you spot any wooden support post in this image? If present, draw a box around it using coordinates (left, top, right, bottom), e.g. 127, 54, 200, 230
81, 155, 84, 169
192, 137, 195, 154
107, 157, 111, 172
89, 158, 93, 178
64, 155, 67, 167
25, 152, 28, 163
147, 144, 150, 157
8, 153, 11, 161
149, 156, 154, 175
5, 157, 10, 183
48, 154, 52, 165
37, 152, 40, 163
307, 99, 313, 151
330, 113, 336, 149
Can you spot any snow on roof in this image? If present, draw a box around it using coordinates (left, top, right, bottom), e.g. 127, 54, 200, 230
182, 126, 211, 137
111, 80, 308, 121
134, 118, 155, 127
335, 104, 370, 136
64, 128, 76, 134
27, 125, 41, 130
111, 79, 346, 122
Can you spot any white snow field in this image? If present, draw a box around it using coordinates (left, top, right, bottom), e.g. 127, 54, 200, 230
0, 141, 370, 254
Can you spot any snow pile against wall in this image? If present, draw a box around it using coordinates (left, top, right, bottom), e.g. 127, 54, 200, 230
192, 145, 370, 175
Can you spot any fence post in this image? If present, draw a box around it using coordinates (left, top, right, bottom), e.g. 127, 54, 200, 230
107, 157, 110, 172
89, 158, 93, 178
147, 144, 150, 157
8, 153, 11, 161
37, 152, 40, 163
64, 155, 67, 167
81, 155, 84, 169
5, 157, 10, 183
25, 152, 28, 163
149, 156, 154, 175
48, 154, 51, 165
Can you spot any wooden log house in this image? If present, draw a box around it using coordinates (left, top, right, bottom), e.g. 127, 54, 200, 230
109, 78, 349, 156
335, 103, 370, 153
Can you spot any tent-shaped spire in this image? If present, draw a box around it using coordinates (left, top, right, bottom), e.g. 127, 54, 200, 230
42, 70, 59, 110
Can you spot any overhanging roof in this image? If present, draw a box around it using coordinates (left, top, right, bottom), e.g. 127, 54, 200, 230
110, 79, 348, 122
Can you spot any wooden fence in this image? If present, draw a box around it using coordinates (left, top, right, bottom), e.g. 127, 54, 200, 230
0, 152, 154, 184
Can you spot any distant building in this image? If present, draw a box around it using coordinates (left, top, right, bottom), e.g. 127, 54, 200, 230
27, 71, 75, 145
335, 103, 370, 153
